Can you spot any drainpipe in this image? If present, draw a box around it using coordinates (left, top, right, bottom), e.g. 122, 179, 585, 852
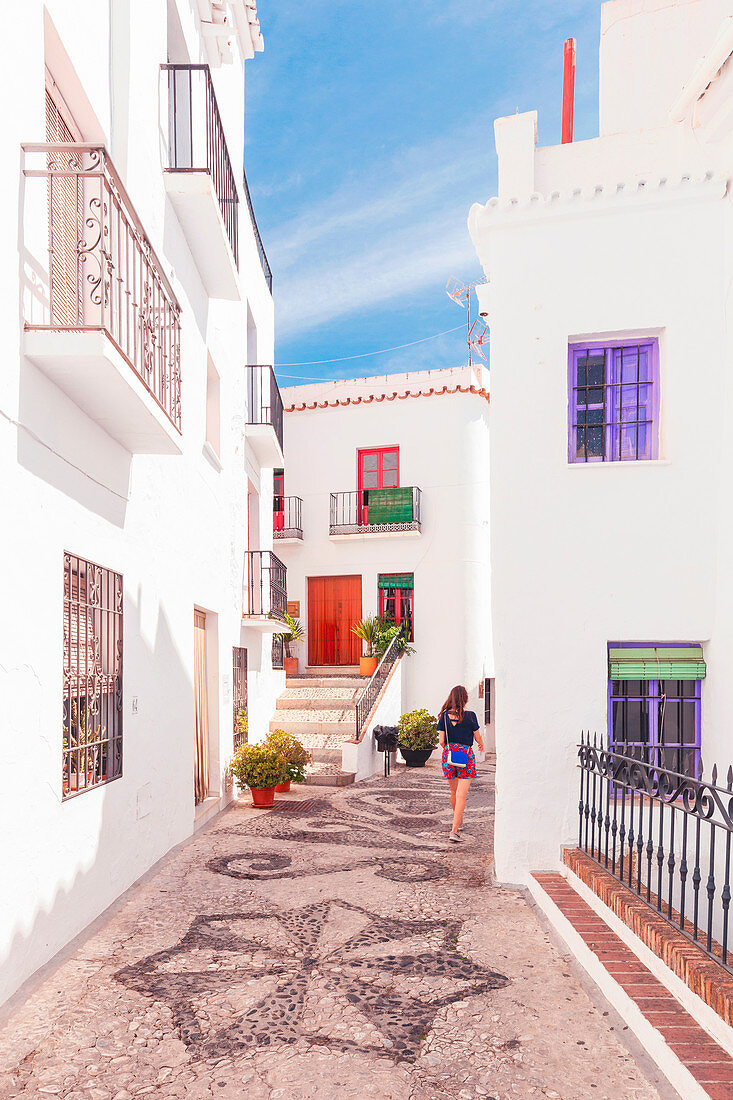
562, 37, 576, 144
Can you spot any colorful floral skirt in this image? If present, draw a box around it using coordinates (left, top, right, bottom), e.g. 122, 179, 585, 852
441, 742, 477, 780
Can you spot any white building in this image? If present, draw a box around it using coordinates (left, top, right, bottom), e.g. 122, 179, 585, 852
274, 364, 492, 752
468, 0, 733, 883
0, 0, 286, 1005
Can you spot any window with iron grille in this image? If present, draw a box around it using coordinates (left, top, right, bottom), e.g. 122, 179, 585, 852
484, 678, 492, 725
63, 553, 123, 798
608, 644, 703, 779
568, 340, 659, 463
378, 574, 414, 641
233, 646, 248, 750
272, 633, 284, 670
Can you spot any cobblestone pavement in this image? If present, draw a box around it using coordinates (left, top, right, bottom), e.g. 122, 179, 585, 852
0, 759, 670, 1100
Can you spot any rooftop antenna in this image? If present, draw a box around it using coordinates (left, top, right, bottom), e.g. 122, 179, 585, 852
446, 276, 488, 366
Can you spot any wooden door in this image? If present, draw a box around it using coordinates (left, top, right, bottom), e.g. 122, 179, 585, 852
308, 576, 362, 666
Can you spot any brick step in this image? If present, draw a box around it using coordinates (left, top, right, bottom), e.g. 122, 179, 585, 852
529, 868, 733, 1100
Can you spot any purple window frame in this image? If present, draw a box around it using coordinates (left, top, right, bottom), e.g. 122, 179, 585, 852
568, 339, 660, 463
606, 642, 702, 780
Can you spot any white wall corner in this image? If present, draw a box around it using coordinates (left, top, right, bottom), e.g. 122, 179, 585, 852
475, 281, 491, 318
494, 111, 538, 202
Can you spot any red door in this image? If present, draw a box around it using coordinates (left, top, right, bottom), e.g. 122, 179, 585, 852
273, 469, 284, 533
308, 576, 362, 666
358, 447, 399, 523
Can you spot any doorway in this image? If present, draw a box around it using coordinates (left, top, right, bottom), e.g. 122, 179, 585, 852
193, 609, 209, 805
308, 576, 362, 666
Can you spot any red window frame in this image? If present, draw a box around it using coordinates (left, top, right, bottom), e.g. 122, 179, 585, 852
358, 447, 399, 524
273, 469, 284, 532
378, 575, 414, 642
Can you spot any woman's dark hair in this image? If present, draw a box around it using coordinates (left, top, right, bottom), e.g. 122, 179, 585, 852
439, 685, 468, 719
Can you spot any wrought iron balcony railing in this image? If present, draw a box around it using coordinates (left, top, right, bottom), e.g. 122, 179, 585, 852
246, 365, 284, 456
163, 64, 239, 266
23, 143, 182, 431
243, 166, 272, 291
330, 487, 422, 535
273, 495, 303, 540
578, 733, 733, 975
244, 550, 287, 620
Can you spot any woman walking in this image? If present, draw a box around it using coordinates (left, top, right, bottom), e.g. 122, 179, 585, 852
438, 685, 483, 843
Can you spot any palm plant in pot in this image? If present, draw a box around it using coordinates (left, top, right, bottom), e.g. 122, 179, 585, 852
397, 708, 439, 767
229, 743, 288, 807
274, 611, 305, 676
266, 728, 312, 791
352, 614, 381, 676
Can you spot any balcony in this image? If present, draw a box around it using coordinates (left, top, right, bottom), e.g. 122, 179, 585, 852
22, 144, 182, 453
329, 488, 422, 538
246, 365, 284, 467
243, 550, 287, 631
162, 64, 239, 299
273, 495, 303, 541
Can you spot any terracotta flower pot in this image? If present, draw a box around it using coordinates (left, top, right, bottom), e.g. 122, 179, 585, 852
250, 786, 277, 808
360, 655, 378, 677
275, 779, 291, 793
284, 657, 299, 677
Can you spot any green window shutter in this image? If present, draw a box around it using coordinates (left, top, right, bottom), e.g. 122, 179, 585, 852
378, 573, 414, 590
367, 487, 413, 524
608, 647, 706, 680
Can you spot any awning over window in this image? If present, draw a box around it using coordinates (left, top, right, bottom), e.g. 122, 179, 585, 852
367, 487, 414, 524
378, 573, 414, 590
608, 647, 706, 680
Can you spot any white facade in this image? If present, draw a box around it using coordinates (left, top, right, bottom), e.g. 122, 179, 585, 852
0, 0, 284, 1005
468, 0, 733, 882
276, 365, 492, 729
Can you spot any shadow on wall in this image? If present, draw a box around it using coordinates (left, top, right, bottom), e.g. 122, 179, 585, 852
0, 596, 195, 1015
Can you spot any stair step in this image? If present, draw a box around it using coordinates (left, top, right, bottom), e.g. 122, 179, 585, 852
276, 687, 361, 709
296, 732, 357, 750
286, 677, 364, 690
309, 749, 343, 764
305, 770, 356, 787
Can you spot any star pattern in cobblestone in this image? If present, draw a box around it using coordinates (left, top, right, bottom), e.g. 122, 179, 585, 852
116, 899, 508, 1063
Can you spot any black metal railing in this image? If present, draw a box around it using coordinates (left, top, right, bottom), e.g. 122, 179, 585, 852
330, 487, 422, 535
246, 365, 284, 455
578, 733, 733, 975
273, 495, 303, 539
272, 633, 284, 670
163, 64, 239, 266
243, 166, 272, 291
355, 634, 402, 740
244, 550, 287, 620
23, 144, 182, 431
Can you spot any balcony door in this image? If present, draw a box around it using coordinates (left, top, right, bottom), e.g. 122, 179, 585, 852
358, 447, 399, 524
273, 469, 284, 533
308, 576, 361, 666
45, 77, 83, 328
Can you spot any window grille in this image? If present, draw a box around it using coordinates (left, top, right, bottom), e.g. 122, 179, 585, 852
378, 574, 414, 641
233, 647, 248, 750
569, 341, 659, 463
272, 633, 284, 670
63, 553, 123, 798
484, 678, 492, 725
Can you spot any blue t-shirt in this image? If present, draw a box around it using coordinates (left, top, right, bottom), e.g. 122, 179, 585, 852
438, 710, 479, 748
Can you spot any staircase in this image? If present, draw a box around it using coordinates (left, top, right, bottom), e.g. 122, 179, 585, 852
269, 668, 363, 786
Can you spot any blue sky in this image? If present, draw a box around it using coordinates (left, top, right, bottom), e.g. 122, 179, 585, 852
245, 1, 603, 386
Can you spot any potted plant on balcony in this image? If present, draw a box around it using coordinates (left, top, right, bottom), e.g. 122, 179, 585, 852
230, 743, 288, 808
397, 708, 439, 767
266, 728, 312, 792
274, 611, 305, 676
352, 614, 381, 676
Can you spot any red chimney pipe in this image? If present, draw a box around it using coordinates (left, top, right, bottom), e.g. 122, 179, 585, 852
562, 37, 576, 144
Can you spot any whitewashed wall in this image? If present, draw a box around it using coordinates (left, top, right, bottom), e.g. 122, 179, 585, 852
277, 366, 491, 725
468, 0, 733, 883
0, 0, 281, 1005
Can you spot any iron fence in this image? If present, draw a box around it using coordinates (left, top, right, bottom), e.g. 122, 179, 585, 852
23, 143, 182, 431
244, 550, 287, 620
242, 166, 272, 291
232, 646, 248, 750
63, 553, 123, 799
330, 488, 422, 535
273, 495, 303, 539
272, 633, 285, 670
162, 64, 239, 266
355, 634, 402, 739
246, 364, 284, 455
578, 733, 733, 975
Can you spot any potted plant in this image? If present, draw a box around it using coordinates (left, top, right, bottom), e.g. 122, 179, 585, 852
374, 616, 416, 658
274, 611, 306, 676
397, 708, 439, 767
229, 743, 288, 807
266, 728, 312, 792
352, 614, 381, 676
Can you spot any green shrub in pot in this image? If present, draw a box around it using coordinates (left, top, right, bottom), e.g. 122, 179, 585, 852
266, 728, 312, 784
229, 743, 288, 790
397, 708, 439, 751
